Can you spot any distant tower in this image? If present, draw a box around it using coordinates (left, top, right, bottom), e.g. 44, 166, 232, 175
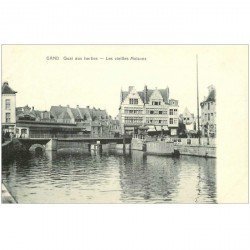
1, 82, 17, 134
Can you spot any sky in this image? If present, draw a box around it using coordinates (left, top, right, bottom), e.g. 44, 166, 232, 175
2, 45, 246, 117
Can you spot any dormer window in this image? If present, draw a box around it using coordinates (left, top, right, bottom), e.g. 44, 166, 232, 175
152, 101, 161, 105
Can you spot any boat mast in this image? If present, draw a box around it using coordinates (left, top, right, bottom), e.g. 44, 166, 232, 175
196, 55, 201, 145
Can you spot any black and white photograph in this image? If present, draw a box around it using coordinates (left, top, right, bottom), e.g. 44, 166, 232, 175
0, 1, 250, 250
1, 44, 247, 204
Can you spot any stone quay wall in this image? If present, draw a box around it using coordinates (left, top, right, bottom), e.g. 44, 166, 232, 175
146, 141, 174, 156
174, 144, 216, 158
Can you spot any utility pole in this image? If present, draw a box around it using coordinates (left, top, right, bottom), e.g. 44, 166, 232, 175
196, 55, 201, 145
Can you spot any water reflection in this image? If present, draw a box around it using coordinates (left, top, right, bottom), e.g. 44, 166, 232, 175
2, 149, 216, 203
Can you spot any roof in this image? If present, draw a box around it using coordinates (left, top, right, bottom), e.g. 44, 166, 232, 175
50, 106, 67, 119
50, 105, 109, 122
90, 108, 108, 120
2, 82, 17, 94
205, 89, 216, 102
78, 108, 92, 120
182, 107, 194, 117
121, 86, 170, 104
201, 89, 216, 105
70, 108, 82, 119
58, 110, 71, 119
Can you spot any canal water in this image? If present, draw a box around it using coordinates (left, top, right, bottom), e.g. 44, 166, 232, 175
2, 149, 216, 203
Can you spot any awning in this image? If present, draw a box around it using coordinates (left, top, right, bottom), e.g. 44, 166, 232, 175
138, 126, 149, 130
155, 126, 162, 131
147, 126, 155, 132
162, 126, 169, 131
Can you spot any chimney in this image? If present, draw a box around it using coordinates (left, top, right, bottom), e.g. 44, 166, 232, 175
3, 82, 8, 86
76, 105, 79, 108
86, 106, 89, 109
166, 86, 169, 103
32, 106, 34, 111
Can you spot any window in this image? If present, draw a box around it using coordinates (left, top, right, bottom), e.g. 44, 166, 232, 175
5, 113, 11, 123
159, 111, 162, 114
208, 103, 210, 110
21, 129, 27, 134
150, 110, 154, 114
170, 118, 173, 124
5, 99, 10, 110
170, 109, 173, 115
174, 109, 178, 115
129, 98, 138, 104
208, 113, 210, 121
159, 120, 162, 124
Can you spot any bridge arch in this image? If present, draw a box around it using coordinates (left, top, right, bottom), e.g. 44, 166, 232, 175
29, 144, 45, 152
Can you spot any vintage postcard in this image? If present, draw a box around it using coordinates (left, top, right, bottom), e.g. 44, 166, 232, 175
1, 45, 248, 204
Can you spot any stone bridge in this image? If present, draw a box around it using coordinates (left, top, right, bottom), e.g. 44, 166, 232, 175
17, 137, 132, 152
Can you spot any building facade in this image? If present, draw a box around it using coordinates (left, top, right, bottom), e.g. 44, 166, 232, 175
200, 85, 216, 137
119, 86, 179, 136
50, 105, 112, 137
1, 82, 17, 134
14, 104, 117, 138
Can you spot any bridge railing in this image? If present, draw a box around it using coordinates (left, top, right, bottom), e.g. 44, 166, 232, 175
27, 134, 130, 139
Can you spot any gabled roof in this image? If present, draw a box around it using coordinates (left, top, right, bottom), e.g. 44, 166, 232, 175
2, 82, 17, 94
182, 107, 194, 117
90, 108, 108, 120
70, 108, 82, 119
78, 108, 92, 120
50, 106, 67, 119
121, 86, 170, 104
58, 110, 71, 119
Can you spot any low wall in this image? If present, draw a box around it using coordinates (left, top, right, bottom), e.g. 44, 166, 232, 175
175, 145, 216, 158
167, 137, 216, 146
146, 141, 174, 155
